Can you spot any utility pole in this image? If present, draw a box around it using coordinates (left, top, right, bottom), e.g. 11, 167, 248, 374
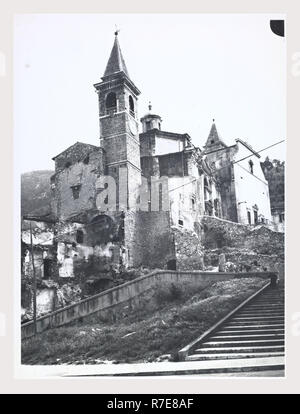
29, 221, 37, 334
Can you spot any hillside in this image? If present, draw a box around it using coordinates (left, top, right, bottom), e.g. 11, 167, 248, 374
21, 170, 54, 217
22, 278, 267, 365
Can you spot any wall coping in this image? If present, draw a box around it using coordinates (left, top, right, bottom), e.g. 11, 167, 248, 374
21, 269, 277, 329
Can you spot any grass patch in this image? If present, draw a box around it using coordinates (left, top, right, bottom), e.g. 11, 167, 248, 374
21, 277, 268, 365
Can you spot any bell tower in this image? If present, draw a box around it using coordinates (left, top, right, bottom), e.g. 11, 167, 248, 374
94, 32, 141, 209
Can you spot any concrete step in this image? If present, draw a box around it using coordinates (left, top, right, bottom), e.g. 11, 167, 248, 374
228, 320, 284, 326
253, 296, 284, 300
253, 300, 284, 304
225, 322, 285, 328
246, 304, 284, 308
249, 302, 284, 308
240, 308, 283, 312
236, 313, 284, 318
237, 310, 284, 314
244, 308, 284, 312
240, 304, 284, 309
200, 339, 284, 348
193, 345, 285, 354
186, 352, 284, 361
230, 316, 284, 321
209, 334, 284, 341
221, 324, 284, 330
248, 304, 283, 308
217, 329, 284, 335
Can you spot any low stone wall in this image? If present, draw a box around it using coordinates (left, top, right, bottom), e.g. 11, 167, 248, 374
21, 270, 277, 340
205, 249, 285, 279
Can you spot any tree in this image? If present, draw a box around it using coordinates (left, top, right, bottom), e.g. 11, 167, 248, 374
261, 158, 285, 213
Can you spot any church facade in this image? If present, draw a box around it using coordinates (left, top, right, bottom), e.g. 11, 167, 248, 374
21, 33, 273, 301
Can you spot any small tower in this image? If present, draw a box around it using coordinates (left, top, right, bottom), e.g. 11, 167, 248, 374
140, 102, 162, 132
94, 31, 142, 209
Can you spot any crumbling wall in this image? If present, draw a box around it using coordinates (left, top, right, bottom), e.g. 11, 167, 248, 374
21, 212, 128, 321
204, 249, 284, 279
21, 279, 83, 323
201, 216, 284, 253
21, 220, 57, 281
200, 216, 284, 278
51, 149, 104, 221
172, 226, 204, 271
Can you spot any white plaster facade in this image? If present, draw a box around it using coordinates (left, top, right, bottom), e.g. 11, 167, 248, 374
233, 140, 272, 225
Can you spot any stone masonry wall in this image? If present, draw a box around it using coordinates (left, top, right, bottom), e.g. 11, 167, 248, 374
201, 215, 284, 253
51, 149, 104, 221
200, 215, 284, 278
173, 226, 204, 271
125, 210, 175, 269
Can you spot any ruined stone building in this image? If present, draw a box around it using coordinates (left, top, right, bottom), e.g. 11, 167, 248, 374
203, 122, 272, 226
21, 33, 276, 318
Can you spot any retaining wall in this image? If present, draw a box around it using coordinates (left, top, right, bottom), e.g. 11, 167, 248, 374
21, 270, 277, 340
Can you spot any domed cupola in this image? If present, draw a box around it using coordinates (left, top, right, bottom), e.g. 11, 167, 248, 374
140, 102, 162, 132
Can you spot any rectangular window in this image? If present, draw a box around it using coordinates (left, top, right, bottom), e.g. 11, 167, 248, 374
43, 258, 52, 279
254, 210, 258, 224
279, 213, 284, 223
71, 184, 81, 200
178, 219, 184, 227
247, 211, 251, 225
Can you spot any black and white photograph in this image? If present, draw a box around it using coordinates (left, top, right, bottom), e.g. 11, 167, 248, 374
17, 13, 285, 377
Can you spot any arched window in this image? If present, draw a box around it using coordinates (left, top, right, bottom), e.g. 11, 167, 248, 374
129, 95, 135, 115
105, 92, 117, 113
145, 121, 151, 131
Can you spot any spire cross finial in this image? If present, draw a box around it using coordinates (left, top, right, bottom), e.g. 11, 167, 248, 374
148, 101, 152, 111
114, 25, 120, 36
213, 118, 215, 123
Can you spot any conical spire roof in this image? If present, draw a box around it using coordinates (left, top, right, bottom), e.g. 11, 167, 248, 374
204, 120, 227, 151
103, 33, 130, 78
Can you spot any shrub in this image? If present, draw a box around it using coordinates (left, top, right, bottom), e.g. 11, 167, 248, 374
154, 282, 183, 305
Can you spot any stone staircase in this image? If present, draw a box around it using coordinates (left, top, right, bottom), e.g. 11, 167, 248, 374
184, 285, 285, 373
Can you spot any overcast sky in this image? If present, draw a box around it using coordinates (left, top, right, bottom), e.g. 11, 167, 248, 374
14, 13, 286, 173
